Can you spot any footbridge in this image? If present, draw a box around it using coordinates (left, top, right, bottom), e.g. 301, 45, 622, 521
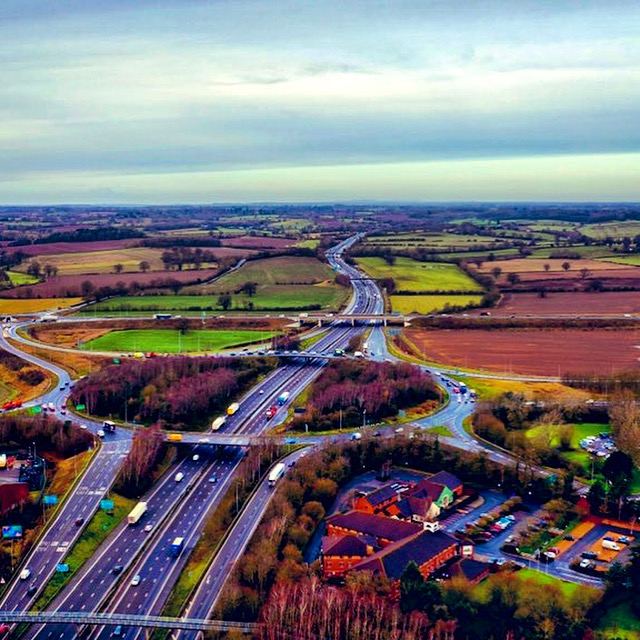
0, 611, 259, 633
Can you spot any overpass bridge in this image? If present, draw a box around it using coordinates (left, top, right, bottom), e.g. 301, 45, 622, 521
0, 610, 258, 633
298, 313, 411, 327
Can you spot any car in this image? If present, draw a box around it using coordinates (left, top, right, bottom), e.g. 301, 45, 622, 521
603, 535, 614, 542
20, 568, 31, 581
113, 625, 123, 636
394, 427, 404, 433
564, 534, 575, 541
144, 524, 154, 533
618, 536, 632, 545
579, 559, 592, 569
75, 517, 84, 526
112, 565, 124, 575
288, 460, 296, 467
192, 454, 200, 461
581, 551, 598, 559
131, 574, 141, 586
97, 429, 105, 438
27, 584, 38, 596
60, 407, 66, 414
80, 424, 88, 430
209, 476, 217, 483
259, 389, 265, 394
374, 431, 382, 437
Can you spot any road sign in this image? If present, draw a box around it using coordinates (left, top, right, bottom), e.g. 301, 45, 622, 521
76, 404, 86, 411
56, 564, 69, 573
100, 499, 114, 511
43, 495, 58, 506
2, 525, 23, 539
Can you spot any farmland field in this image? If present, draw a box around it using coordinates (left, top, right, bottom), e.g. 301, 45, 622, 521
16, 247, 174, 275
2, 268, 220, 299
581, 221, 640, 239
82, 283, 349, 313
82, 329, 278, 353
6, 271, 39, 285
599, 255, 640, 266
4, 239, 139, 257
194, 256, 334, 291
404, 327, 640, 375
479, 257, 633, 278
356, 257, 483, 292
222, 236, 295, 249
390, 294, 483, 314
0, 298, 82, 313
475, 292, 640, 316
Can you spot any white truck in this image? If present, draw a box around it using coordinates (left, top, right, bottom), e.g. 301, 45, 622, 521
268, 462, 286, 487
211, 416, 226, 431
127, 501, 148, 525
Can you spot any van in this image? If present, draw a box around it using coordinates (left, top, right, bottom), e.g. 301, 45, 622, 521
20, 568, 31, 581
175, 472, 184, 482
97, 429, 105, 438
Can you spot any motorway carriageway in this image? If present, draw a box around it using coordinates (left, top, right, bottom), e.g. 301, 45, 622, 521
1, 234, 381, 637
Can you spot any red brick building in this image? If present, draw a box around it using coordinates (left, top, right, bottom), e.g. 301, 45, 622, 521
321, 534, 377, 579
326, 511, 422, 548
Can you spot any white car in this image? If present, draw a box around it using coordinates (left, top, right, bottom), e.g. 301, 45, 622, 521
97, 429, 105, 438
192, 454, 200, 461
143, 524, 153, 533
579, 559, 591, 569
131, 574, 141, 586
20, 568, 31, 581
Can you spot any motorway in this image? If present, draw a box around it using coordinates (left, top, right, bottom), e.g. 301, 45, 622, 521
0, 231, 603, 637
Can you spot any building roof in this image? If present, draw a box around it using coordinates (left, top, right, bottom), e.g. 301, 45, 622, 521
327, 511, 422, 542
429, 471, 463, 491
450, 558, 489, 582
353, 530, 458, 580
408, 480, 446, 502
322, 534, 376, 557
360, 484, 397, 508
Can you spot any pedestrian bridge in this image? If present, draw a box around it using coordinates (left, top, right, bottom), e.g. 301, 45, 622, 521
0, 610, 258, 632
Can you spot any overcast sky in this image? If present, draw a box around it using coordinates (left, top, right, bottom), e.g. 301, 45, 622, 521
1, 0, 639, 203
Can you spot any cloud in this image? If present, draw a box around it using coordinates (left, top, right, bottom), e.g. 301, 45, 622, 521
0, 0, 639, 201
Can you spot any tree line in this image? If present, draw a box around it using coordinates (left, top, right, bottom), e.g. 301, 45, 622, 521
289, 359, 441, 432
70, 356, 274, 429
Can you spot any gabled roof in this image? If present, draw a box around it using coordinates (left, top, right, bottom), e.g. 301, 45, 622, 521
429, 471, 463, 491
450, 558, 489, 582
360, 485, 397, 507
408, 480, 446, 502
353, 530, 458, 580
322, 534, 373, 557
327, 511, 422, 542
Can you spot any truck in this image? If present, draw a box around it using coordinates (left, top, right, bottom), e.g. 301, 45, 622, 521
169, 537, 184, 557
268, 462, 286, 487
167, 433, 183, 442
103, 420, 116, 433
602, 539, 620, 551
277, 391, 290, 406
211, 416, 226, 431
266, 406, 277, 420
227, 402, 240, 416
127, 501, 148, 525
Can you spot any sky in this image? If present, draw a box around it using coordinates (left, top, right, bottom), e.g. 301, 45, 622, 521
1, 0, 639, 204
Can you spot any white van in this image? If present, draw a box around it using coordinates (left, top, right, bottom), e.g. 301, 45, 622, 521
20, 568, 31, 580
175, 472, 184, 483
97, 429, 105, 438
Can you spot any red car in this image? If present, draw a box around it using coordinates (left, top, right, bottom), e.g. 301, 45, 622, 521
266, 406, 277, 419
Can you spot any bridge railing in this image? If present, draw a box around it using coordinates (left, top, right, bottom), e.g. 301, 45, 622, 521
0, 610, 259, 632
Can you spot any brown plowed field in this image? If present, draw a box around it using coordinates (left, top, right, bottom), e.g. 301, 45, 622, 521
3, 268, 219, 298
406, 328, 640, 376
469, 292, 640, 316
222, 236, 296, 249
6, 239, 138, 256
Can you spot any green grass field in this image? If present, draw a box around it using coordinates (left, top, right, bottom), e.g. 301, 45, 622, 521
199, 256, 334, 290
390, 294, 483, 314
84, 283, 348, 313
82, 328, 278, 353
6, 270, 39, 285
597, 601, 640, 639
356, 257, 483, 292
581, 221, 640, 240
598, 255, 640, 266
